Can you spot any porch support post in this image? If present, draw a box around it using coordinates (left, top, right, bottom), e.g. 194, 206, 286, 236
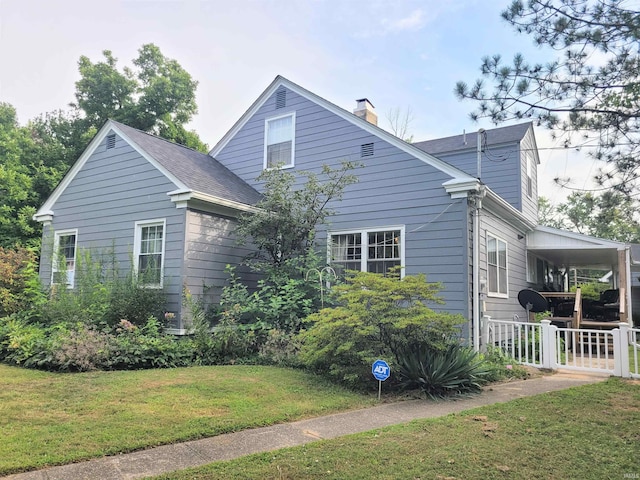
618, 249, 629, 324
615, 323, 631, 378
540, 320, 556, 370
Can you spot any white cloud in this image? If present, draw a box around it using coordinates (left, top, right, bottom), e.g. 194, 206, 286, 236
383, 9, 426, 32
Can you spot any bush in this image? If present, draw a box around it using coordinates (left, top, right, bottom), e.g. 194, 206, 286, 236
480, 347, 531, 383
107, 317, 193, 370
0, 247, 45, 319
258, 329, 302, 367
49, 324, 113, 371
42, 248, 166, 328
298, 269, 465, 389
0, 315, 47, 365
396, 344, 491, 399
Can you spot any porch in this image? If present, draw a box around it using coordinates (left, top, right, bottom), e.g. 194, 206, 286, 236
483, 317, 640, 378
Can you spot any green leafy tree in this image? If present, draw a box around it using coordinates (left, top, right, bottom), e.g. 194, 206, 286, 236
236, 161, 361, 270
299, 269, 464, 389
73, 44, 206, 151
456, 0, 640, 198
540, 191, 640, 243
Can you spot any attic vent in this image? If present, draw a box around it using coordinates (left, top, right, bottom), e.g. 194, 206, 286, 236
275, 89, 286, 109
361, 142, 374, 157
106, 134, 116, 149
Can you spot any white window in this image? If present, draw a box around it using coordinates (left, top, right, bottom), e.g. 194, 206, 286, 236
487, 233, 508, 297
525, 153, 533, 197
52, 229, 77, 288
264, 113, 295, 169
330, 227, 404, 277
134, 219, 166, 287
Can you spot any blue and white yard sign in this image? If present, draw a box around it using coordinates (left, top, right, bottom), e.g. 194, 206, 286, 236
372, 359, 390, 381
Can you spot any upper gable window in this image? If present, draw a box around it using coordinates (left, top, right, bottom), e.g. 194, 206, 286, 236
264, 113, 295, 169
525, 152, 533, 198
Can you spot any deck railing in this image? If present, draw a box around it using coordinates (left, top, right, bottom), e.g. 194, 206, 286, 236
483, 316, 639, 378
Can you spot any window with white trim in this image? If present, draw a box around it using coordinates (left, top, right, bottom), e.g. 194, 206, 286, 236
52, 230, 77, 288
487, 233, 508, 297
134, 219, 166, 287
330, 227, 403, 277
525, 153, 533, 197
264, 113, 295, 169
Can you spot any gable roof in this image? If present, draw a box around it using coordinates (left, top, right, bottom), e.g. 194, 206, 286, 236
111, 122, 261, 205
209, 75, 477, 184
34, 120, 261, 222
413, 123, 533, 157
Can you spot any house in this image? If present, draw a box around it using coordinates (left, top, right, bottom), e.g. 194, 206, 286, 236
34, 76, 638, 340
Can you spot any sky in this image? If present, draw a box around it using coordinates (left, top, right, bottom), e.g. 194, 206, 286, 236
0, 0, 597, 203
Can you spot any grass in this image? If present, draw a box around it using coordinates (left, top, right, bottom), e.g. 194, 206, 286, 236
0, 364, 376, 475
155, 378, 640, 480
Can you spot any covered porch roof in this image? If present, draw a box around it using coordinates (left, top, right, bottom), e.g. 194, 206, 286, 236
527, 226, 639, 324
527, 226, 626, 270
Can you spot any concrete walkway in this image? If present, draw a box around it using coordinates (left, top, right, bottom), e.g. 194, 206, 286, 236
3, 371, 608, 480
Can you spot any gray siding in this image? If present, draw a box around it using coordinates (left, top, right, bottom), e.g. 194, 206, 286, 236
215, 87, 470, 317
479, 210, 529, 321
40, 132, 186, 328
433, 132, 538, 226
183, 209, 257, 306
520, 129, 539, 222
436, 144, 523, 211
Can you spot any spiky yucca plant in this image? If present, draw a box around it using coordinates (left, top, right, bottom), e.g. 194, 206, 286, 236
397, 344, 491, 399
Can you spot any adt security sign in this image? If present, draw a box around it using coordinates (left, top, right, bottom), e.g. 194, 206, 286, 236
372, 359, 390, 381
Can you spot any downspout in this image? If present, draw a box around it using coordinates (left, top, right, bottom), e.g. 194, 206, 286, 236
472, 195, 480, 351
472, 129, 485, 352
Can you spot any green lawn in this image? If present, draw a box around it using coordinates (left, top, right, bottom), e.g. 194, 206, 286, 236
156, 378, 640, 480
0, 364, 376, 475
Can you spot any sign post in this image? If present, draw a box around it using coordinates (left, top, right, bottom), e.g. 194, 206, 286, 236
372, 359, 390, 400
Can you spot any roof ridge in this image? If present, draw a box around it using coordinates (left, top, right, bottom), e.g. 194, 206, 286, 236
109, 119, 208, 156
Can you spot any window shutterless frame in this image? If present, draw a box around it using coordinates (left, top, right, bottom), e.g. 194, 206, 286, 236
133, 219, 166, 288
52, 229, 78, 288
264, 112, 296, 170
328, 226, 405, 277
487, 232, 508, 298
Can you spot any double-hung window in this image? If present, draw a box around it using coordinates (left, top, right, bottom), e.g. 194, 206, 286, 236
52, 229, 77, 288
487, 233, 508, 297
330, 227, 404, 277
264, 113, 295, 169
134, 219, 166, 287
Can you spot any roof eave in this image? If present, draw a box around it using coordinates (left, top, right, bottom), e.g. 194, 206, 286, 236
168, 189, 260, 213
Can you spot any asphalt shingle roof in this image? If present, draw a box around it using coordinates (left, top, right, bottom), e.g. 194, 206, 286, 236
113, 121, 262, 206
413, 122, 532, 156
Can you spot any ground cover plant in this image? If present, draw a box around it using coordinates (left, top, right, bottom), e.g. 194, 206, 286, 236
0, 364, 376, 475
155, 378, 640, 480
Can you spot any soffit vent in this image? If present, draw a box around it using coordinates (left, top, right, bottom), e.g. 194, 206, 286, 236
106, 134, 116, 149
275, 88, 286, 109
361, 142, 374, 157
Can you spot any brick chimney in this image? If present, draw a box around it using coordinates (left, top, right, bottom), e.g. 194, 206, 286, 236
353, 98, 377, 126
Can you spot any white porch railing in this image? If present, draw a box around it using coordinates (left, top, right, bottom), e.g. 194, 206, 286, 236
483, 316, 640, 378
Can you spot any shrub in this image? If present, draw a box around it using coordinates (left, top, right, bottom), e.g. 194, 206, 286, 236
49, 324, 113, 372
396, 344, 491, 399
42, 248, 166, 328
480, 347, 530, 383
108, 317, 193, 370
298, 269, 465, 389
0, 315, 47, 365
258, 329, 302, 367
0, 247, 45, 319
